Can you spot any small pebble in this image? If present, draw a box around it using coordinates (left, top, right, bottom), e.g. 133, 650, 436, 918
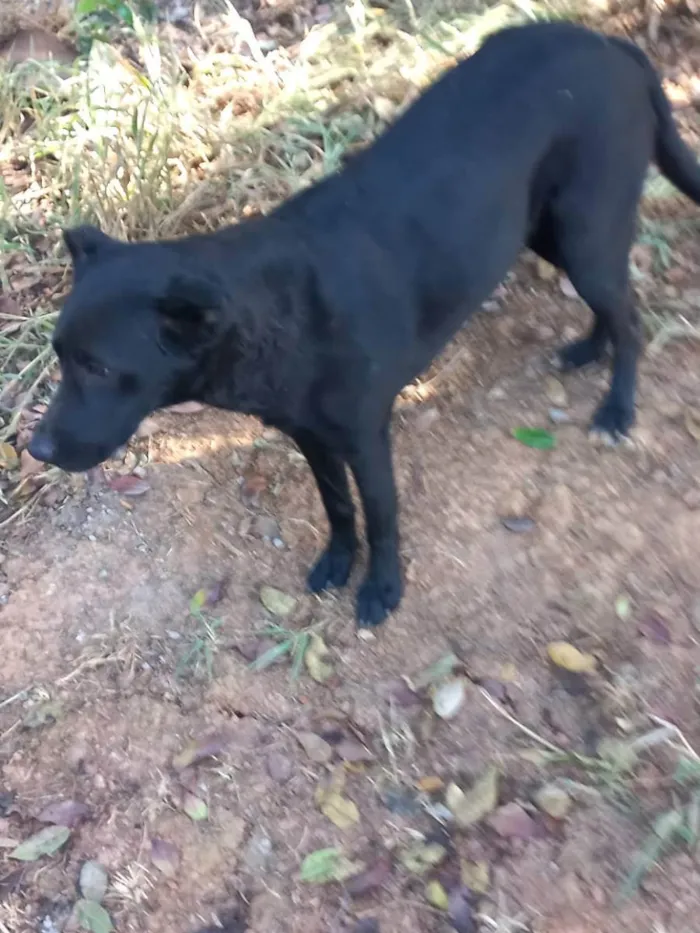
549, 408, 571, 424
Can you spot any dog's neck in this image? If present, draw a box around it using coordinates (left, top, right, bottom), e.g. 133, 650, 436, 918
180, 225, 316, 426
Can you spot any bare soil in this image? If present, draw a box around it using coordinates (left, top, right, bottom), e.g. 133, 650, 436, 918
2, 7, 700, 933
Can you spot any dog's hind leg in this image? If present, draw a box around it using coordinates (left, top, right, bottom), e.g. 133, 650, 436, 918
292, 429, 358, 592
530, 210, 611, 372
550, 139, 649, 443
555, 315, 609, 371
555, 217, 642, 442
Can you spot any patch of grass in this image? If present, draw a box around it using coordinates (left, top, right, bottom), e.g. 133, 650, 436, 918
250, 620, 324, 680
175, 604, 223, 681
644, 307, 700, 354
478, 686, 700, 899
617, 750, 700, 901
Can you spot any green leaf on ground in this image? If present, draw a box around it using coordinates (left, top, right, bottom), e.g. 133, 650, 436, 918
10, 826, 70, 861
511, 427, 557, 450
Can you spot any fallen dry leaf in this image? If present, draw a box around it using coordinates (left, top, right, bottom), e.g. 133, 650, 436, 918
353, 921, 380, 933
385, 679, 422, 709
260, 585, 297, 617
107, 473, 150, 497
0, 442, 18, 471
414, 653, 460, 690
416, 776, 444, 794
37, 800, 89, 828
252, 515, 281, 540
545, 375, 568, 408
315, 767, 359, 830
150, 838, 180, 877
335, 737, 375, 764
460, 859, 489, 894
266, 751, 293, 783
399, 840, 447, 875
75, 899, 113, 933
10, 826, 70, 861
296, 731, 333, 764
0, 28, 76, 64
243, 828, 273, 875
299, 847, 364, 884
638, 611, 672, 645
304, 632, 334, 684
479, 677, 508, 702
547, 641, 596, 674
488, 802, 538, 839
79, 860, 108, 903
240, 472, 268, 507
533, 783, 571, 819
236, 637, 278, 664
189, 580, 226, 614
426, 879, 449, 910
0, 295, 20, 316
317, 788, 359, 830
182, 792, 208, 822
173, 730, 232, 770
346, 854, 393, 896
445, 766, 499, 828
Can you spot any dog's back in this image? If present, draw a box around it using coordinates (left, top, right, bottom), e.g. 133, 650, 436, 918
286, 23, 660, 372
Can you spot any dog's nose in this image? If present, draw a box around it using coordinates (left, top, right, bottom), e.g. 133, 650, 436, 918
28, 431, 56, 464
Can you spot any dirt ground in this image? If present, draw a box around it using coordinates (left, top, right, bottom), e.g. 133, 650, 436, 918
3, 5, 700, 933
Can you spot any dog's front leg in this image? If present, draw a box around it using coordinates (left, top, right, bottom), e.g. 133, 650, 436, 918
292, 428, 358, 592
348, 421, 403, 628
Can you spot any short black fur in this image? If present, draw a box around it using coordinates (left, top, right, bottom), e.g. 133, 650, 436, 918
31, 22, 700, 626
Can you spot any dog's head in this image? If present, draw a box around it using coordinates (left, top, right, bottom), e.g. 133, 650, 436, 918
29, 225, 223, 472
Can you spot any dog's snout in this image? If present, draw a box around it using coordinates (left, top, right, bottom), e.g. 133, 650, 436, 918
28, 430, 56, 464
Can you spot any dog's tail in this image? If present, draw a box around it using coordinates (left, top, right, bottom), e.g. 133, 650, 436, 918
612, 36, 700, 205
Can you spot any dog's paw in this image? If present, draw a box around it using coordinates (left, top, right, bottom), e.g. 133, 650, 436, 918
554, 338, 605, 372
356, 572, 403, 628
589, 400, 634, 447
307, 541, 355, 593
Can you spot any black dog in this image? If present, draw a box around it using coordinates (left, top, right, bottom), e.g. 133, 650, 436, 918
30, 22, 700, 626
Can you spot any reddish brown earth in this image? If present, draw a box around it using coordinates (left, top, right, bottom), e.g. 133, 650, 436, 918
2, 6, 700, 933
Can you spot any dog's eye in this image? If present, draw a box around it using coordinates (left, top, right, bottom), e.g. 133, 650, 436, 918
75, 350, 110, 379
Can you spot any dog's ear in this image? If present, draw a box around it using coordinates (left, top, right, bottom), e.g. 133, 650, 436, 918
63, 225, 117, 268
156, 274, 222, 351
